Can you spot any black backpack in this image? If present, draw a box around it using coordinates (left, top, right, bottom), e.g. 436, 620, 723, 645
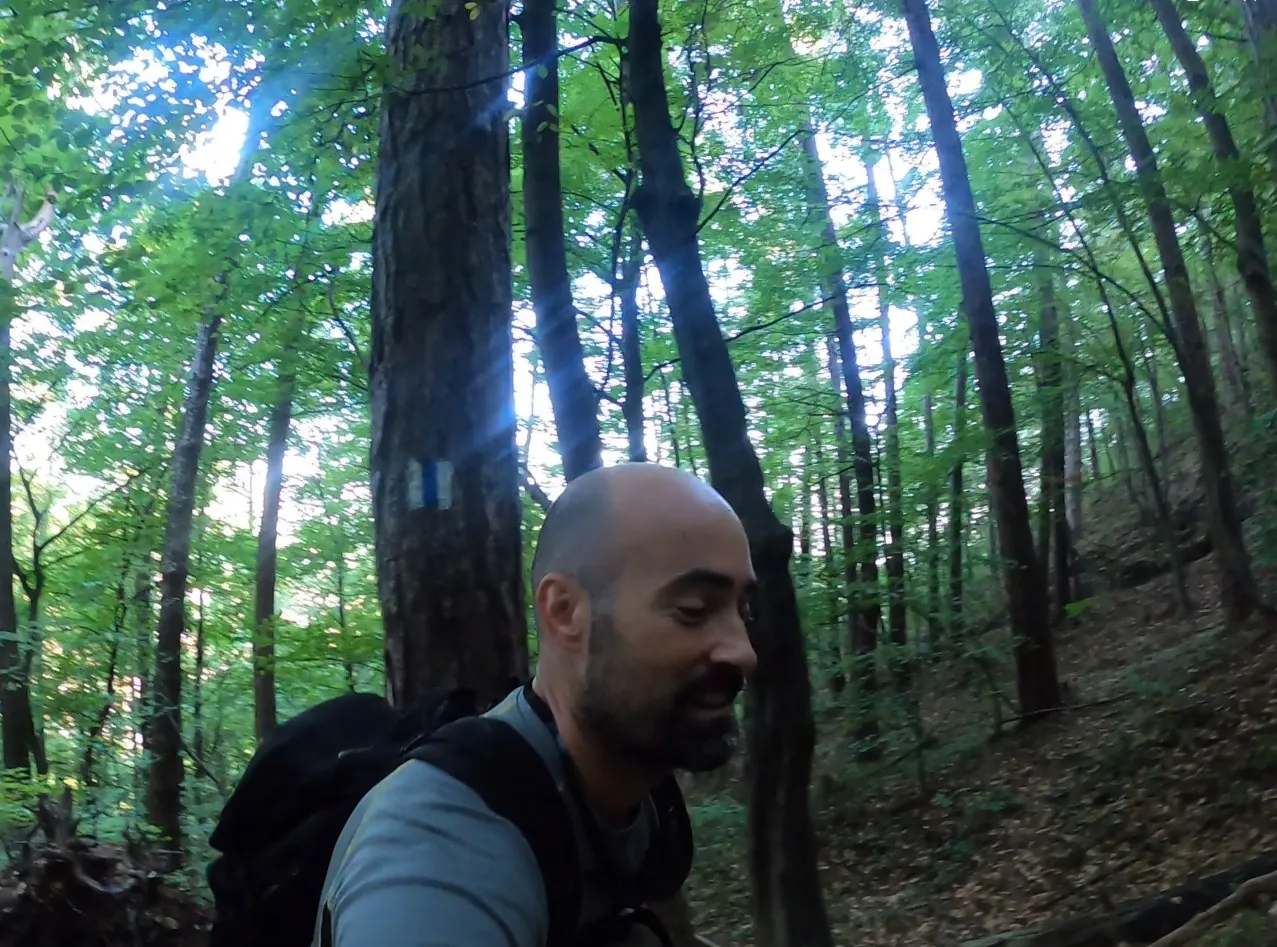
206, 685, 693, 947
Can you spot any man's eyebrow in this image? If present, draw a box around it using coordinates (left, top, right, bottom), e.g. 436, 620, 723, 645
660, 568, 750, 595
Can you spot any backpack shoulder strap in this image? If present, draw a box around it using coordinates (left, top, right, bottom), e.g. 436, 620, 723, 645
636, 773, 693, 903
406, 716, 581, 947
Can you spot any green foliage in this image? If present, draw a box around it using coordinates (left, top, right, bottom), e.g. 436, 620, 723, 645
0, 0, 1274, 923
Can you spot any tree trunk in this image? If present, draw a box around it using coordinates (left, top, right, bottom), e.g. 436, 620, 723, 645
253, 321, 301, 744
1078, 0, 1260, 624
827, 338, 876, 741
813, 435, 846, 696
372, 0, 528, 710
1086, 409, 1100, 483
0, 190, 53, 775
192, 551, 206, 807
1063, 314, 1084, 537
798, 126, 880, 752
902, 0, 1061, 717
1203, 222, 1252, 418
1138, 323, 1170, 483
1150, 0, 1277, 393
676, 376, 701, 477
864, 156, 908, 682
1235, 0, 1277, 192
133, 563, 153, 794
522, 0, 603, 482
923, 383, 941, 647
659, 367, 683, 469
1035, 242, 1070, 622
948, 348, 968, 641
1116, 407, 1143, 510
620, 224, 648, 462
0, 287, 32, 773
147, 312, 222, 853
627, 4, 832, 944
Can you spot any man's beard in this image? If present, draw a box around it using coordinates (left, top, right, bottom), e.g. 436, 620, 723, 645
576, 613, 744, 773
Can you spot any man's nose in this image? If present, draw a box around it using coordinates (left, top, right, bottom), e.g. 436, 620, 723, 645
712, 616, 758, 678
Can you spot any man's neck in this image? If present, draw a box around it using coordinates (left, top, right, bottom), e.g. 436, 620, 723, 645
529, 677, 661, 828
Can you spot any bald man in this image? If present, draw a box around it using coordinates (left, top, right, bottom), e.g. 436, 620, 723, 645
313, 463, 758, 947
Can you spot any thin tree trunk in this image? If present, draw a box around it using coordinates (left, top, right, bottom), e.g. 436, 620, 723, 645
1063, 312, 1084, 537
1085, 410, 1100, 483
1097, 287, 1194, 614
903, 0, 1061, 716
253, 318, 302, 744
0, 193, 50, 774
864, 154, 908, 684
1203, 224, 1252, 418
676, 376, 701, 477
133, 563, 153, 793
522, 0, 603, 481
1235, 0, 1277, 195
1150, 0, 1277, 394
1078, 0, 1260, 623
923, 383, 941, 647
620, 224, 648, 462
82, 558, 130, 787
628, 4, 833, 943
813, 434, 846, 696
1138, 323, 1170, 482
372, 0, 528, 710
1035, 240, 1070, 622
147, 312, 222, 853
799, 126, 880, 753
827, 338, 875, 741
659, 367, 683, 468
948, 348, 968, 641
192, 546, 206, 807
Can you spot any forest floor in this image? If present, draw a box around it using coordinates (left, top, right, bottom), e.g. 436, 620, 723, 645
687, 489, 1277, 946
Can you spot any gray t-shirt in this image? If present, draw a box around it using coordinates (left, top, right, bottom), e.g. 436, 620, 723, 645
312, 687, 665, 947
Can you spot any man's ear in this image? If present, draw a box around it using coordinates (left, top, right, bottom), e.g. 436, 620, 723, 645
534, 573, 588, 652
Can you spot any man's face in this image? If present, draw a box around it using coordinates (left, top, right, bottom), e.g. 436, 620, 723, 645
576, 507, 758, 773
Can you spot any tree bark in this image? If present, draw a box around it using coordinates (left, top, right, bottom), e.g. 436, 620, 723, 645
522, 0, 603, 481
252, 323, 299, 744
1202, 220, 1252, 418
1078, 0, 1260, 624
0, 189, 54, 774
1086, 409, 1100, 484
1063, 312, 1084, 537
813, 434, 846, 696
620, 223, 648, 462
864, 156, 908, 682
372, 0, 528, 710
1035, 241, 1070, 623
798, 125, 880, 751
902, 0, 1061, 716
1150, 0, 1277, 394
1235, 0, 1277, 192
133, 562, 153, 794
948, 348, 968, 640
627, 3, 833, 944
147, 311, 222, 852
0, 285, 32, 773
660, 367, 683, 469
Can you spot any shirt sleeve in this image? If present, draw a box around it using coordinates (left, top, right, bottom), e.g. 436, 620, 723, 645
322, 758, 549, 947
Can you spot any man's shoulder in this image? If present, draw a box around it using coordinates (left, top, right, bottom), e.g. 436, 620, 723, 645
349, 686, 561, 835
317, 691, 559, 947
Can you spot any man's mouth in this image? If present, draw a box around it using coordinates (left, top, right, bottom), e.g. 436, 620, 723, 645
689, 692, 735, 711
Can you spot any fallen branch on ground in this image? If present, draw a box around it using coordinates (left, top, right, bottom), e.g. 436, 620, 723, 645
962, 850, 1277, 947
1146, 868, 1277, 947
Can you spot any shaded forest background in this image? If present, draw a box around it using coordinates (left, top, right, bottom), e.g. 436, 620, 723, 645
2, 0, 1277, 944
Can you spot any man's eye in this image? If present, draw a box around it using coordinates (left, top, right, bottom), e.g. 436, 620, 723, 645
675, 604, 709, 623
